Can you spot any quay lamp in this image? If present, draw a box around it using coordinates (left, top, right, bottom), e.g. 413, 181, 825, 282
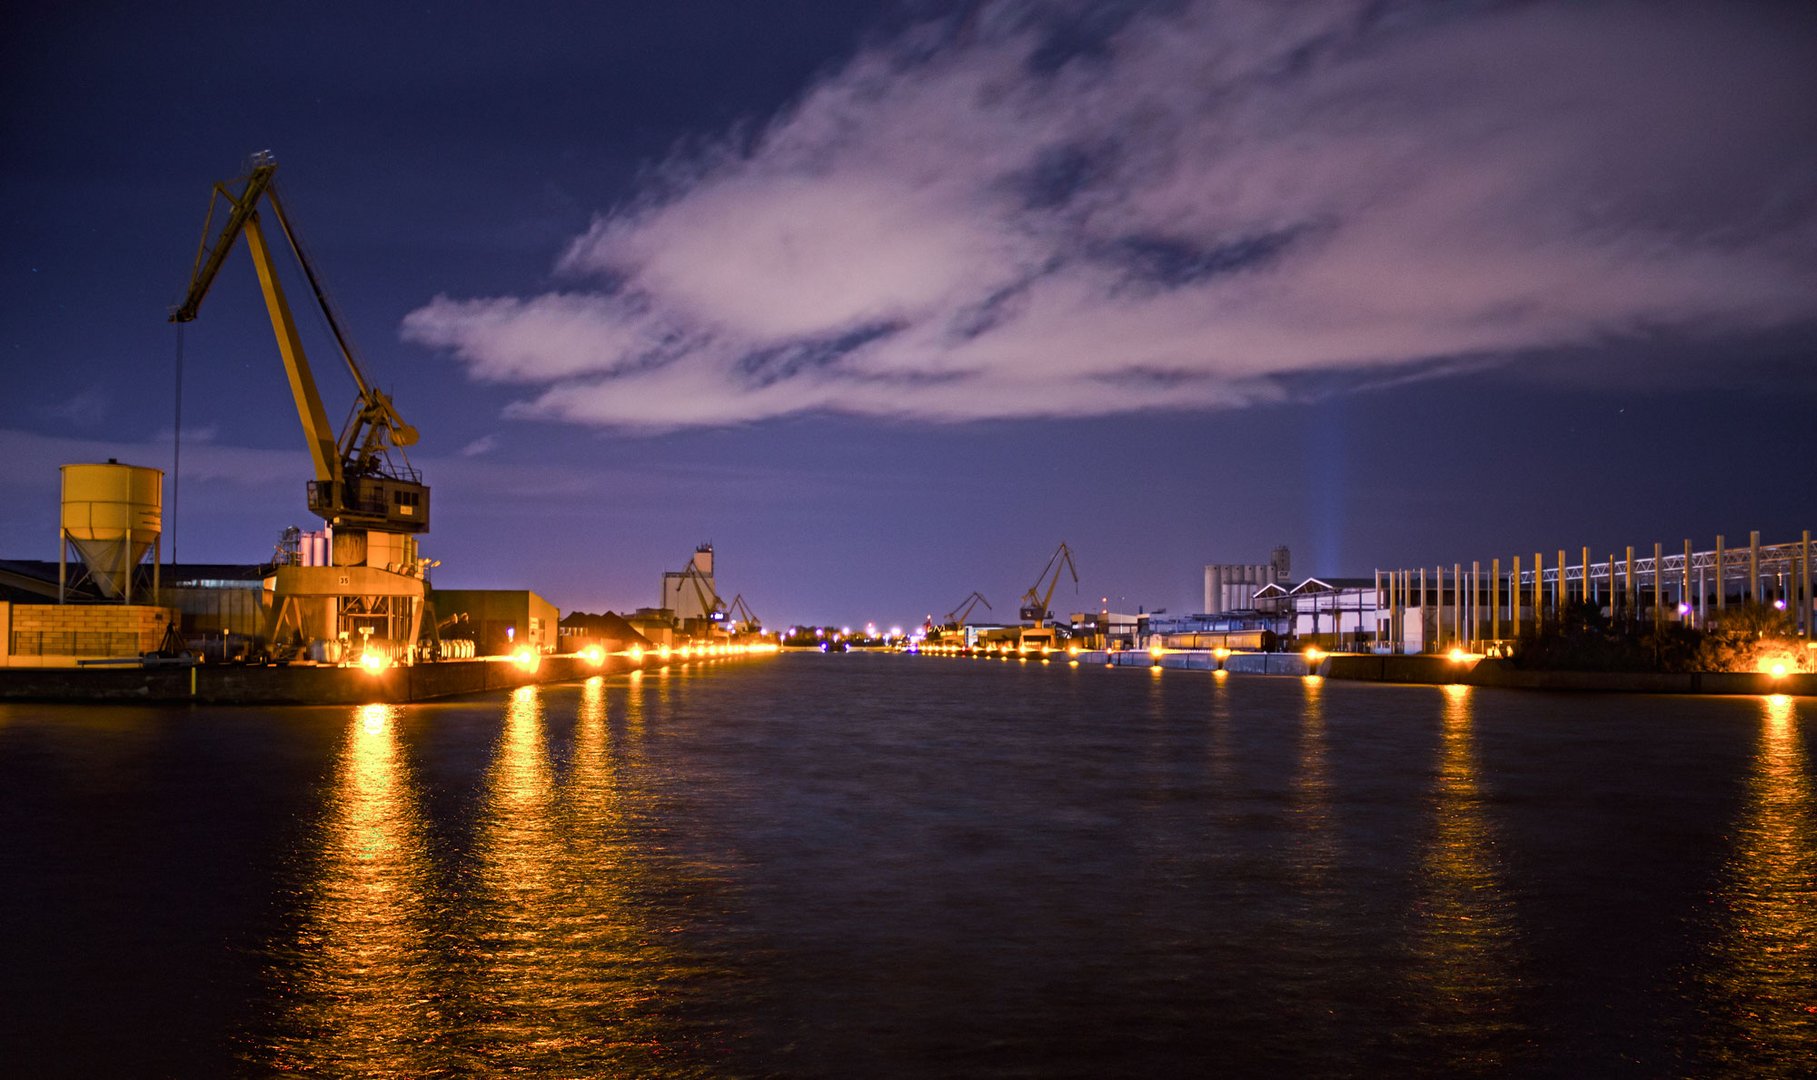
1449, 647, 1469, 663
359, 651, 389, 675
580, 644, 605, 666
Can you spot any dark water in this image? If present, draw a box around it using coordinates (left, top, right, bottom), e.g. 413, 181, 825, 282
1, 655, 1812, 1077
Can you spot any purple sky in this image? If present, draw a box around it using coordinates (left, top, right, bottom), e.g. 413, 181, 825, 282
4, 0, 1815, 627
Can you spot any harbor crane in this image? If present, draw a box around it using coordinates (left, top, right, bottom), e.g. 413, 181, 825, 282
170, 150, 430, 660
1019, 542, 1079, 628
945, 590, 992, 630
727, 594, 762, 635
171, 150, 429, 537
677, 560, 727, 622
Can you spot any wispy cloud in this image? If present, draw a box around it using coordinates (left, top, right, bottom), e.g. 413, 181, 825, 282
0, 427, 850, 513
459, 433, 499, 457
402, 0, 1817, 431
41, 389, 109, 429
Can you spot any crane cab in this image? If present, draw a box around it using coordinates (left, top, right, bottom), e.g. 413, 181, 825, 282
308, 475, 431, 533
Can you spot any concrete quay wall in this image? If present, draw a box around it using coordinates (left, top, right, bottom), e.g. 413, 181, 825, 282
1457, 658, 1815, 697
1081, 650, 1317, 675
1078, 649, 1814, 695
1319, 653, 1816, 695
0, 652, 752, 706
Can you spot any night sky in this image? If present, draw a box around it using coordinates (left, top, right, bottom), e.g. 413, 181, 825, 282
4, 1, 1814, 627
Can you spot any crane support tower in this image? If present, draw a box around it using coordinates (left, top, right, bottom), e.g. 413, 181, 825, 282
171, 151, 430, 662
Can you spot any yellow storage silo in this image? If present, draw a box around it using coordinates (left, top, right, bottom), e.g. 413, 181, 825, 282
60, 460, 163, 602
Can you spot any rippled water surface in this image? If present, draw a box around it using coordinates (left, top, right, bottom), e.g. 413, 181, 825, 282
1, 655, 1813, 1076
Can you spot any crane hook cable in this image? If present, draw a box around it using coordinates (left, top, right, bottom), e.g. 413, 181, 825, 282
170, 322, 184, 570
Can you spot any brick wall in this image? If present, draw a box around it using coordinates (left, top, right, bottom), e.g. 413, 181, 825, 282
7, 604, 175, 662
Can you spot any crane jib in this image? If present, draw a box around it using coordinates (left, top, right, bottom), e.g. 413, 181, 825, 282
169, 152, 429, 535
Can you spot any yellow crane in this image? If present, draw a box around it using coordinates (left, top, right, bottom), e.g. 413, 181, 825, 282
1019, 542, 1079, 629
170, 151, 429, 661
170, 150, 429, 537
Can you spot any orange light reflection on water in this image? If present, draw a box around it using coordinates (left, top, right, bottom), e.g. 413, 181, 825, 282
462, 679, 712, 1072
1702, 693, 1816, 1071
1291, 672, 1335, 886
265, 703, 436, 1074
1405, 684, 1522, 1065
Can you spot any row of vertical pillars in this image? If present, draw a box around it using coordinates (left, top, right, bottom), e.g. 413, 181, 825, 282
1374, 530, 1813, 653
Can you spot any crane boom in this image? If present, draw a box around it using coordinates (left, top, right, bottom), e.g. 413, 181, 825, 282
170, 151, 428, 533
727, 594, 762, 634
946, 590, 992, 629
678, 561, 725, 618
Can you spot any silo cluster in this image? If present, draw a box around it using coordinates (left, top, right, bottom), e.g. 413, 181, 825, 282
1203, 547, 1291, 615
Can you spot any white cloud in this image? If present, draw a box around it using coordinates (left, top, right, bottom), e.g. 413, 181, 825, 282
402, 0, 1817, 431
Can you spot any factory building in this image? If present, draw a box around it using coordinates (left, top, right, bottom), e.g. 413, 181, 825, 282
1203, 546, 1292, 614
430, 589, 558, 656
1, 558, 278, 666
661, 544, 719, 622
625, 609, 678, 647
1286, 578, 1384, 651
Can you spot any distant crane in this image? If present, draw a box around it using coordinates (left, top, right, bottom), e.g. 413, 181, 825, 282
678, 560, 725, 616
727, 594, 762, 635
945, 590, 992, 631
1019, 543, 1079, 628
